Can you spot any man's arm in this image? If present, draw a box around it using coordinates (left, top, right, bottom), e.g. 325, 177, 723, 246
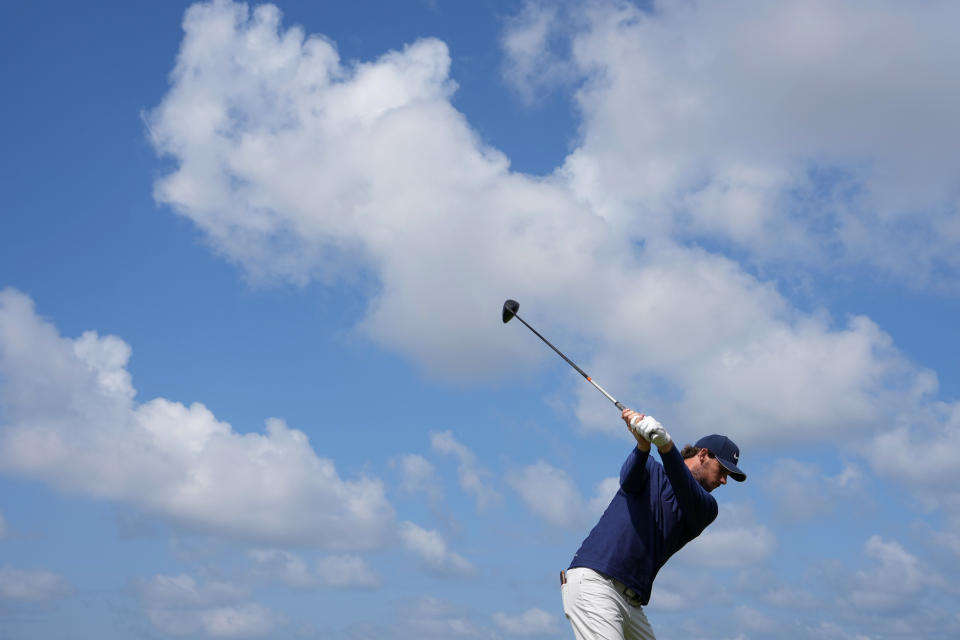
619, 409, 651, 491
619, 446, 651, 492
624, 411, 717, 526
660, 447, 718, 527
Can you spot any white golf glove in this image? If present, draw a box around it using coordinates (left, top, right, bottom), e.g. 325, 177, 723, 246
630, 415, 672, 448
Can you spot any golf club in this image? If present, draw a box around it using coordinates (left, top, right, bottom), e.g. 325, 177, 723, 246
502, 299, 625, 411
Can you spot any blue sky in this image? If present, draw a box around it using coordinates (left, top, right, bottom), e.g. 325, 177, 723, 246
2, 1, 960, 638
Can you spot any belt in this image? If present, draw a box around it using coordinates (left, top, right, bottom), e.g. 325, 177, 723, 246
562, 569, 644, 608
610, 577, 643, 607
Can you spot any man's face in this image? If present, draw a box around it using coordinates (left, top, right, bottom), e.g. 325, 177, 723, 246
692, 450, 728, 492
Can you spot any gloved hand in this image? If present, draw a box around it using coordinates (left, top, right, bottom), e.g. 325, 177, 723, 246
623, 410, 645, 438
631, 415, 672, 448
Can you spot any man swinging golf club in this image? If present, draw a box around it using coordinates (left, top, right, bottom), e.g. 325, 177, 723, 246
499, 299, 746, 639
561, 409, 746, 640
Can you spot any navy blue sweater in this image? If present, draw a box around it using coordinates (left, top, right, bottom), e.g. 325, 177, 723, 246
568, 445, 718, 605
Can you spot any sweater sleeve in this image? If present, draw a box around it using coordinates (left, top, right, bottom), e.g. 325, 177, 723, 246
659, 446, 718, 529
619, 447, 651, 493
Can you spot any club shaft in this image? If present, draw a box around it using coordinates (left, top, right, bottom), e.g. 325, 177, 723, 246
587, 378, 625, 411
513, 314, 625, 411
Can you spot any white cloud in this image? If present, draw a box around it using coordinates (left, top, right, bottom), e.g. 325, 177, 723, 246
500, 2, 574, 104
0, 567, 71, 604
393, 453, 442, 503
148, 0, 563, 381
143, 1, 952, 469
248, 549, 317, 589
547, 0, 960, 289
398, 521, 473, 576
492, 607, 559, 636
200, 604, 278, 638
315, 554, 381, 589
758, 583, 819, 611
507, 461, 585, 529
430, 431, 501, 510
387, 596, 493, 639
247, 549, 381, 590
734, 604, 779, 634
0, 287, 394, 549
846, 535, 947, 612
867, 400, 960, 503
136, 573, 280, 638
506, 461, 615, 530
762, 459, 866, 523
682, 503, 777, 568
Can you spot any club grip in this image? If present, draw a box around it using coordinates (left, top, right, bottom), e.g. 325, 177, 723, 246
615, 401, 626, 411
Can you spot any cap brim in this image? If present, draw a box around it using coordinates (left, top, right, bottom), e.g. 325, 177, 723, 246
717, 458, 746, 482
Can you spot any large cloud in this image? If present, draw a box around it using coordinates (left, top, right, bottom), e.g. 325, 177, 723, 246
506, 460, 615, 530
0, 287, 394, 548
146, 0, 946, 453
826, 535, 960, 638
511, 0, 960, 290
147, 0, 615, 382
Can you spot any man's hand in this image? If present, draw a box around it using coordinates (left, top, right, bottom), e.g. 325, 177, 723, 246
637, 416, 672, 449
621, 409, 649, 450
622, 410, 672, 450
622, 409, 644, 435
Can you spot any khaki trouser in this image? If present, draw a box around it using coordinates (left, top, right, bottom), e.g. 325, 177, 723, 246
561, 567, 657, 640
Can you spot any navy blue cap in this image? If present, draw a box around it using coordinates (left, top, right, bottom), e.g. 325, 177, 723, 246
694, 434, 746, 482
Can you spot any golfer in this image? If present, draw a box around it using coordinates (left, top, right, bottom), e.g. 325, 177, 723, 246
561, 408, 746, 640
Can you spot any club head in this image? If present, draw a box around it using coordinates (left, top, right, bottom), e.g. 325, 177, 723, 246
502, 299, 520, 324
